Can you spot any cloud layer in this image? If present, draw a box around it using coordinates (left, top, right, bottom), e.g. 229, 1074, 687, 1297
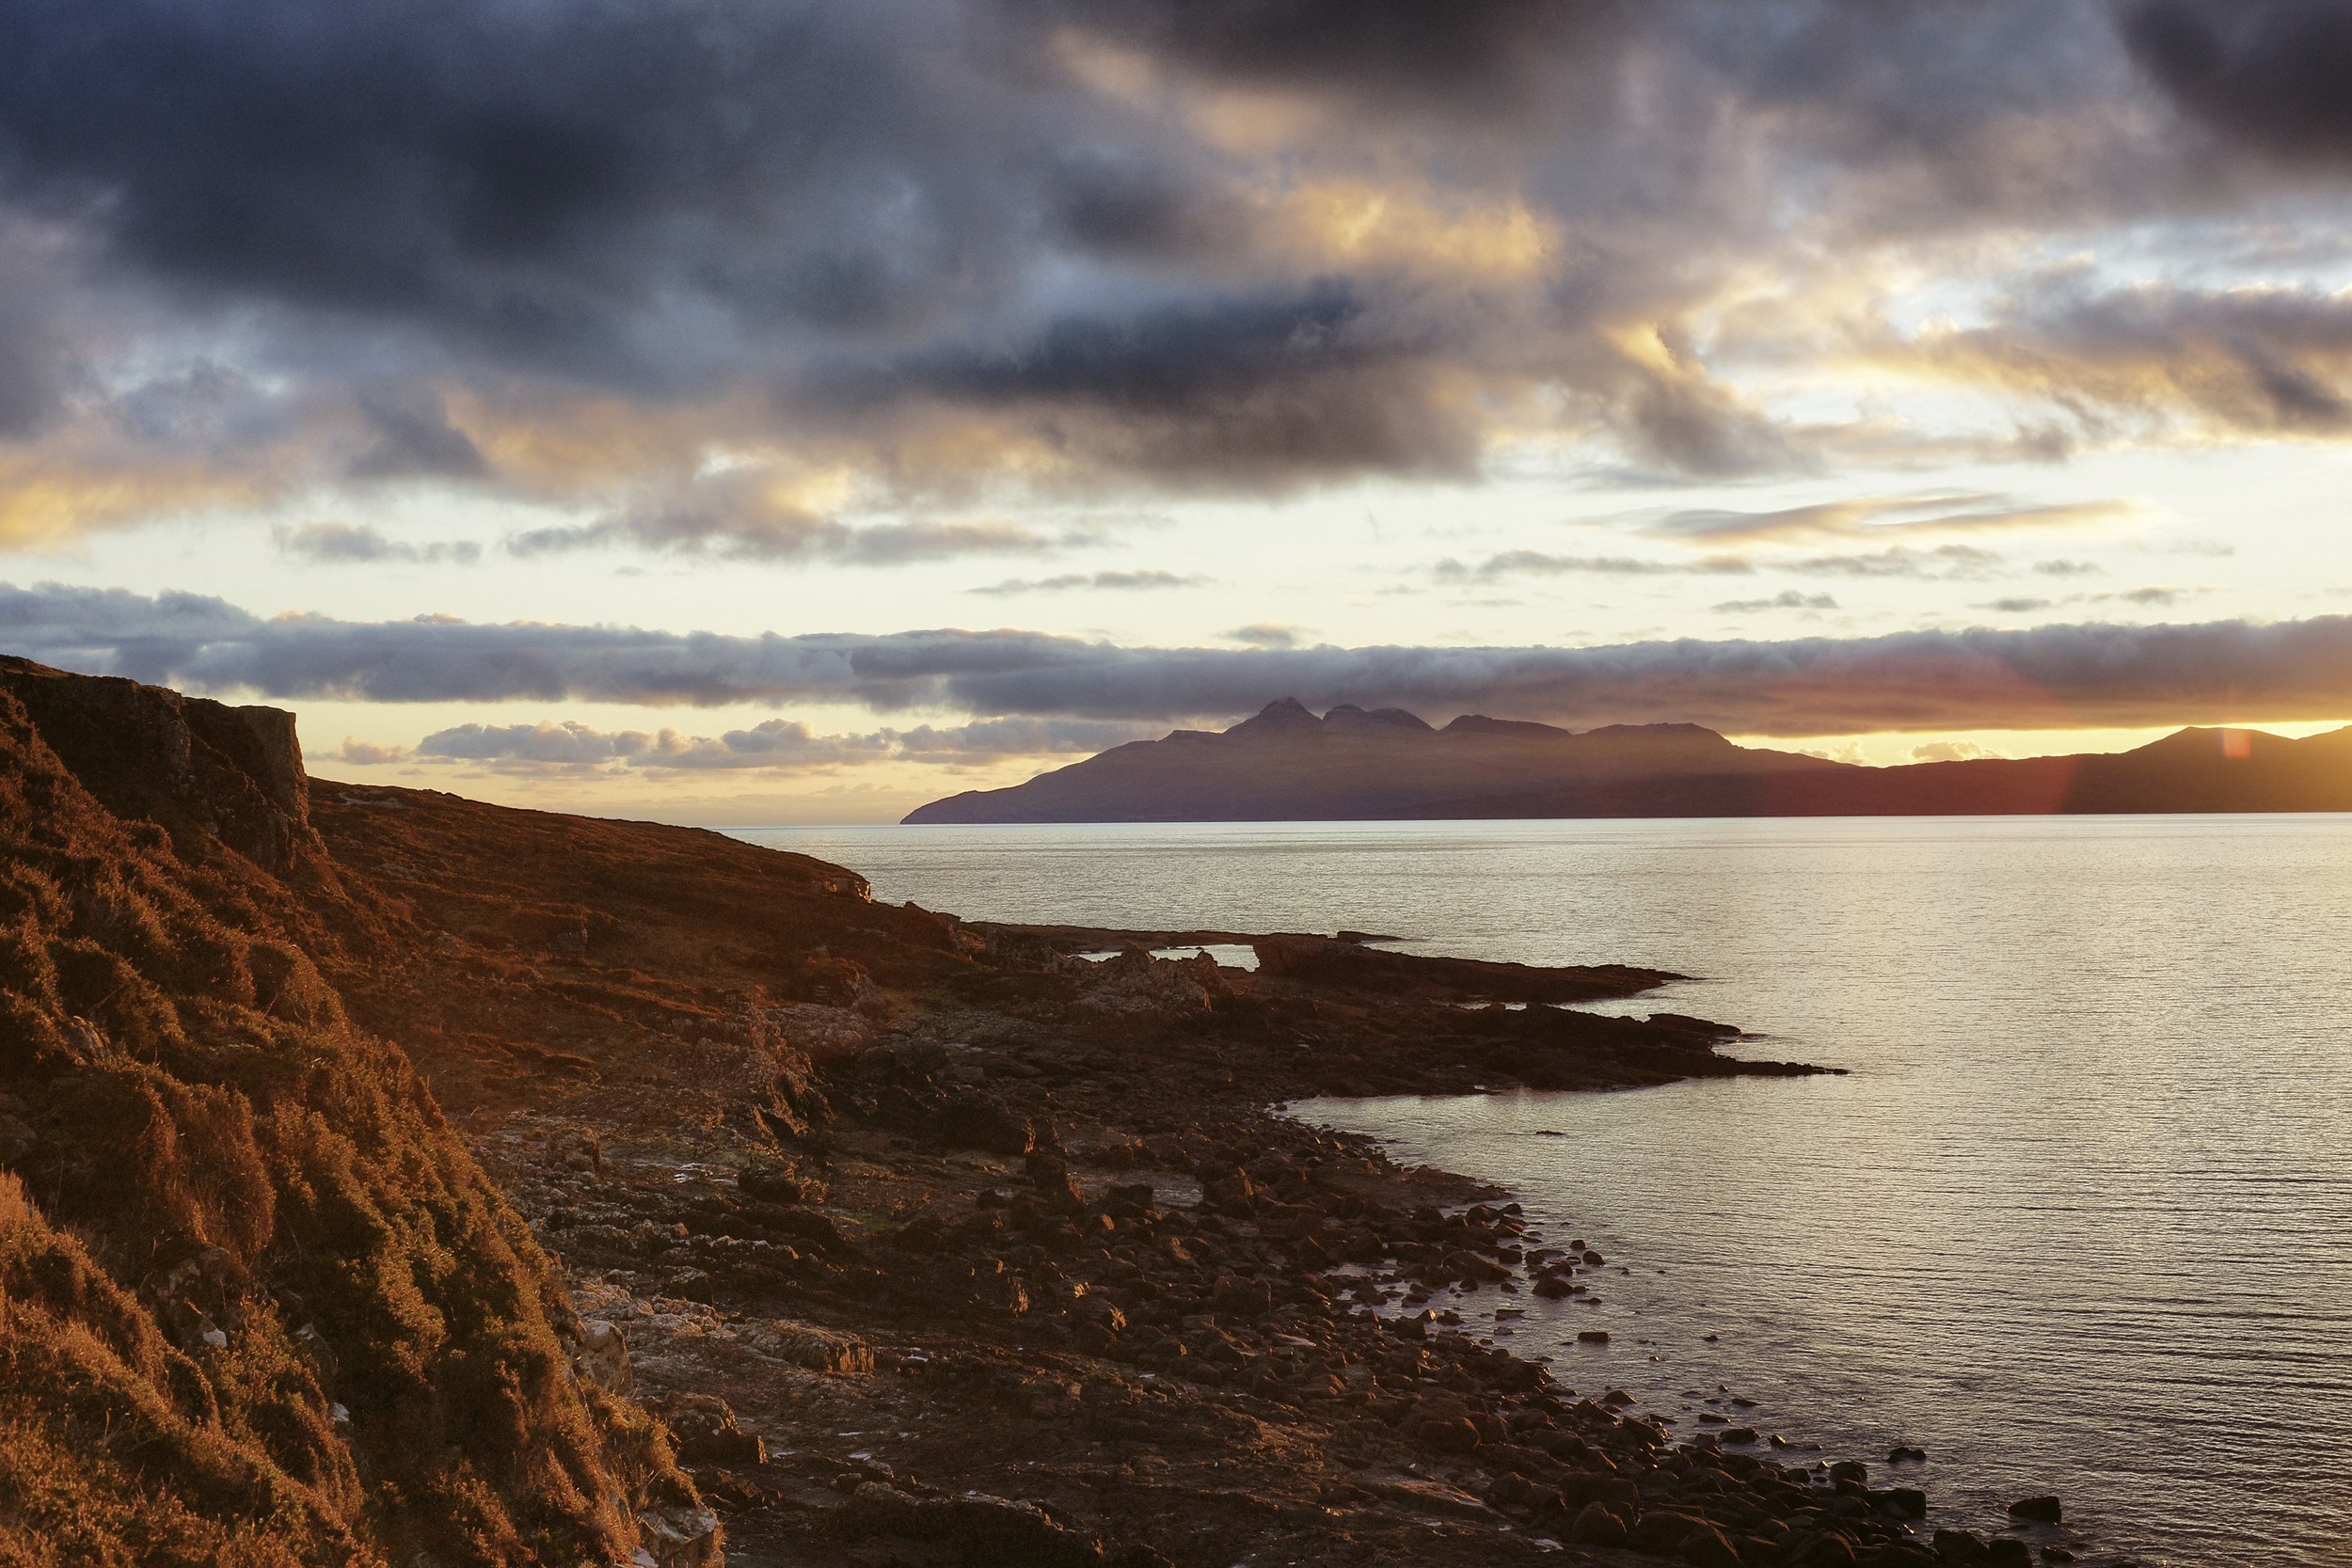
11, 581, 2352, 736
354, 714, 1144, 775
2, 1, 2351, 549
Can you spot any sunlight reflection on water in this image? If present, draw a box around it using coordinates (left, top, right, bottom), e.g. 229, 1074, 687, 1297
731, 815, 2352, 1567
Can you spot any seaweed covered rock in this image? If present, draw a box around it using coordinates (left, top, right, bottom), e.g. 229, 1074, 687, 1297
0, 660, 706, 1566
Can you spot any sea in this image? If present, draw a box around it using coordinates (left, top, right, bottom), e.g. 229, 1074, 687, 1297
726, 815, 2352, 1567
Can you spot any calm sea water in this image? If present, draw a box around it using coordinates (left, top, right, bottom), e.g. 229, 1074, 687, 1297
729, 816, 2352, 1567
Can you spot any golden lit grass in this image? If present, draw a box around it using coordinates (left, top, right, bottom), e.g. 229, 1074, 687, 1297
0, 673, 698, 1565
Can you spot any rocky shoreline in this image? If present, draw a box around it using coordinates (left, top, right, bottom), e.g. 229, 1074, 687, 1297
456, 939, 2077, 1568
0, 654, 2082, 1566
304, 770, 2052, 1567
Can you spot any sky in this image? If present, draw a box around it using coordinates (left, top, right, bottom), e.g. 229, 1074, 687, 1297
4, 0, 2352, 822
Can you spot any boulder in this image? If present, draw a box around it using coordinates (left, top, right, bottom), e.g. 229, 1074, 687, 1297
669, 1397, 764, 1468
1790, 1531, 1858, 1566
1566, 1502, 1629, 1547
570, 1318, 633, 1395
1931, 1528, 1989, 1565
1629, 1511, 1701, 1554
1679, 1524, 1741, 1568
1414, 1416, 1482, 1455
638, 1501, 723, 1568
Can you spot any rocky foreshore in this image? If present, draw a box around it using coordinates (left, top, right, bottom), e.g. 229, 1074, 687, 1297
311, 775, 2080, 1568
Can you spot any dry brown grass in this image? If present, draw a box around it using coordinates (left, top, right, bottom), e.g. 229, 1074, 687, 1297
0, 666, 700, 1565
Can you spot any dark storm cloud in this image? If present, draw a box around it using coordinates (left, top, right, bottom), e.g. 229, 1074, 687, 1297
2124, 1, 2352, 166
1033, 0, 1624, 110
0, 0, 2346, 543
10, 581, 2352, 735
1044, 151, 1257, 262
0, 0, 1032, 383
842, 282, 1486, 486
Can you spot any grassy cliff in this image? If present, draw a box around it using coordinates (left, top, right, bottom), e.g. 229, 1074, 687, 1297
0, 657, 706, 1567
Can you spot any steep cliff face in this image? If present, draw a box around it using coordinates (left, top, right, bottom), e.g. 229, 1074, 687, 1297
0, 656, 321, 874
0, 660, 705, 1567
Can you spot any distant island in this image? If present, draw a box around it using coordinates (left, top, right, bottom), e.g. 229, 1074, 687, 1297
905, 698, 2352, 823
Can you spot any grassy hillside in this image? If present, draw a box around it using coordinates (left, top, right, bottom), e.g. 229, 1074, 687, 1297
0, 658, 706, 1567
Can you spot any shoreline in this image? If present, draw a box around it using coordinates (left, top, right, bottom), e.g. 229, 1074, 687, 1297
0, 661, 2236, 1568
306, 778, 2048, 1565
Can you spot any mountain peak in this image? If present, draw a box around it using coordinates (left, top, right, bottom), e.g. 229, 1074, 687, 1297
1226, 697, 1322, 737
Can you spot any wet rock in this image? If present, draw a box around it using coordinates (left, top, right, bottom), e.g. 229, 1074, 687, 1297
1677, 1522, 1741, 1568
1200, 1171, 1258, 1214
1554, 1469, 1639, 1514
1629, 1510, 1701, 1553
1931, 1528, 1990, 1565
1880, 1486, 1927, 1519
1414, 1416, 1482, 1455
1565, 1502, 1629, 1546
1789, 1531, 1858, 1566
1577, 1330, 1611, 1344
1888, 1445, 1929, 1464
1104, 1180, 1157, 1213
2007, 1495, 2061, 1524
1860, 1545, 1939, 1568
1985, 1542, 2032, 1568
